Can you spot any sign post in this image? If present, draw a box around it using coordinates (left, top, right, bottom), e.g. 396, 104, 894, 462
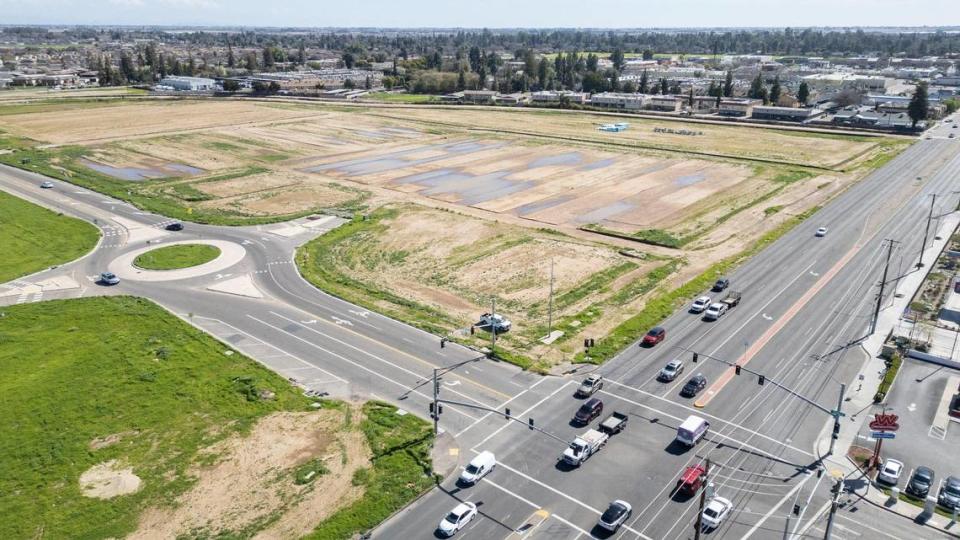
868, 413, 900, 468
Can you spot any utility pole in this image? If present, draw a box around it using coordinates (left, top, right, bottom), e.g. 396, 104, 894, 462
828, 383, 846, 455
917, 193, 936, 268
490, 297, 497, 354
823, 478, 843, 540
432, 368, 440, 435
694, 459, 711, 540
871, 239, 897, 335
547, 258, 555, 336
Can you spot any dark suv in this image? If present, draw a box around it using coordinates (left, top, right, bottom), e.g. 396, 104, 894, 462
680, 375, 707, 398
574, 398, 603, 424
713, 278, 730, 292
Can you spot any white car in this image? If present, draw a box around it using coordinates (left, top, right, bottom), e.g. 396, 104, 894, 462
598, 499, 632, 532
459, 451, 496, 485
877, 459, 904, 485
40, 181, 55, 189
703, 302, 727, 321
815, 227, 828, 237
658, 359, 685, 382
690, 296, 712, 313
437, 502, 478, 536
701, 496, 733, 530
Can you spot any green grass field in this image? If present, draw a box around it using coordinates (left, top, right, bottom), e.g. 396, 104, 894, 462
0, 189, 100, 283
0, 296, 313, 539
133, 243, 221, 270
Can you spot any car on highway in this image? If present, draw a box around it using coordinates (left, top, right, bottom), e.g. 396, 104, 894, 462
576, 374, 603, 397
877, 459, 903, 485
680, 374, 707, 398
99, 272, 120, 285
703, 302, 727, 321
598, 500, 632, 532
459, 451, 495, 485
906, 466, 935, 498
939, 476, 960, 510
712, 277, 730, 292
690, 296, 712, 313
165, 222, 184, 231
701, 496, 733, 530
642, 326, 666, 346
437, 502, 477, 536
816, 227, 828, 237
574, 397, 603, 424
658, 359, 685, 382
39, 181, 55, 189
677, 465, 707, 496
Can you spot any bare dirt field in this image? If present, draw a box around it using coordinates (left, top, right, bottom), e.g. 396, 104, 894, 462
131, 406, 369, 540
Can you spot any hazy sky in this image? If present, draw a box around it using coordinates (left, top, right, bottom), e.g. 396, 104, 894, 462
1, 0, 957, 29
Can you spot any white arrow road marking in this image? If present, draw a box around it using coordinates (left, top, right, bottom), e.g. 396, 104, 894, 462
762, 313, 773, 321
242, 240, 253, 245
810, 271, 820, 277
444, 380, 462, 387
908, 403, 917, 412
301, 319, 318, 325
348, 309, 370, 318
331, 316, 353, 326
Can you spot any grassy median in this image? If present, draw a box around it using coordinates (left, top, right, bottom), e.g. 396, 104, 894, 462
0, 189, 100, 283
0, 296, 312, 539
133, 243, 221, 270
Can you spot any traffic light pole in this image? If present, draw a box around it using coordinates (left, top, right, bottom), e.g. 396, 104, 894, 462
828, 383, 846, 456
823, 478, 843, 540
431, 395, 569, 445
432, 368, 439, 435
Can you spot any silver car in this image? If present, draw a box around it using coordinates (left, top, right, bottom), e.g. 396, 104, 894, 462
99, 272, 120, 285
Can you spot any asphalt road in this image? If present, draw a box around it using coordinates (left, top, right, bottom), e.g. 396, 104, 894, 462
2, 113, 959, 540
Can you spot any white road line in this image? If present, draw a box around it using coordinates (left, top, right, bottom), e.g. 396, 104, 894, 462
741, 472, 812, 539
248, 314, 481, 420
193, 316, 346, 383
269, 311, 501, 409
471, 380, 573, 450
455, 377, 550, 438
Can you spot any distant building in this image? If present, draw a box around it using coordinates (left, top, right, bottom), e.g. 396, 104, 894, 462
530, 90, 588, 104
833, 107, 922, 131
718, 98, 759, 117
648, 95, 682, 112
590, 92, 648, 110
461, 90, 497, 104
801, 73, 890, 93
750, 106, 824, 122
157, 76, 216, 91
247, 69, 382, 91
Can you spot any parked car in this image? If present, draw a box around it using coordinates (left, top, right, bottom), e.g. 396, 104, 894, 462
712, 278, 730, 292
576, 374, 603, 397
99, 272, 120, 285
680, 375, 707, 398
690, 296, 712, 313
906, 466, 935, 498
701, 496, 733, 530
658, 359, 685, 382
949, 393, 960, 418
40, 181, 55, 189
165, 222, 184, 231
703, 302, 728, 321
437, 502, 478, 537
939, 476, 960, 510
877, 459, 903, 485
598, 500, 632, 532
642, 327, 666, 346
574, 397, 603, 424
816, 227, 828, 237
458, 451, 495, 485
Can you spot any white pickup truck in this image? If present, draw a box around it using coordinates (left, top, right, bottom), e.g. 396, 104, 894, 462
562, 429, 609, 466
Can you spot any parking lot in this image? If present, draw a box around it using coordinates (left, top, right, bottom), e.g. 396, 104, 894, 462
855, 357, 960, 501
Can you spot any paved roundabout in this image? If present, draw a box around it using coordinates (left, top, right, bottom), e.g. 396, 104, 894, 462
108, 239, 247, 282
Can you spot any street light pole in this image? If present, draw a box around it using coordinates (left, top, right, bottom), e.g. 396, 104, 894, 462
871, 239, 897, 335
547, 258, 555, 336
694, 458, 711, 540
828, 383, 846, 455
823, 478, 843, 540
917, 193, 936, 268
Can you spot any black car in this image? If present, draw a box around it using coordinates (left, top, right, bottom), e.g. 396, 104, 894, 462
680, 375, 707, 398
574, 398, 603, 424
907, 466, 935, 498
712, 278, 730, 292
165, 222, 184, 231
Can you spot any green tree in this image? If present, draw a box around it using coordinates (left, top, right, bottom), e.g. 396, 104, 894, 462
537, 58, 548, 89
908, 82, 929, 128
639, 69, 649, 93
227, 45, 235, 68
586, 53, 599, 72
688, 87, 695, 107
621, 80, 637, 93
262, 46, 275, 69
723, 70, 733, 97
245, 52, 258, 72
642, 49, 654, 60
610, 48, 625, 72
944, 97, 959, 115
457, 69, 466, 91
797, 81, 810, 106
660, 77, 669, 95
342, 52, 355, 69
749, 72, 765, 99
297, 43, 306, 65
769, 76, 781, 104
222, 79, 240, 92
468, 46, 482, 72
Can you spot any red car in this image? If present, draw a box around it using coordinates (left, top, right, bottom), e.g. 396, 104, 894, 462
676, 465, 707, 496
642, 327, 666, 346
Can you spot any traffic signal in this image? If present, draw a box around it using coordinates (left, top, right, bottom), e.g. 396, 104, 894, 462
692, 352, 699, 363
528, 418, 535, 430
429, 402, 435, 414
758, 375, 765, 385
505, 408, 511, 419
735, 365, 741, 375
832, 421, 840, 440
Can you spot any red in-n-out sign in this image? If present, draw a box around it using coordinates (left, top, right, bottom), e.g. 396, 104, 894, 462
869, 413, 900, 432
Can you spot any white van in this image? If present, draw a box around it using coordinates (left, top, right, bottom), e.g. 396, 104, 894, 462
459, 451, 496, 485
676, 415, 709, 447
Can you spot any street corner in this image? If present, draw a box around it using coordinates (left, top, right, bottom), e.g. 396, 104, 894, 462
107, 239, 247, 282
432, 429, 463, 483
